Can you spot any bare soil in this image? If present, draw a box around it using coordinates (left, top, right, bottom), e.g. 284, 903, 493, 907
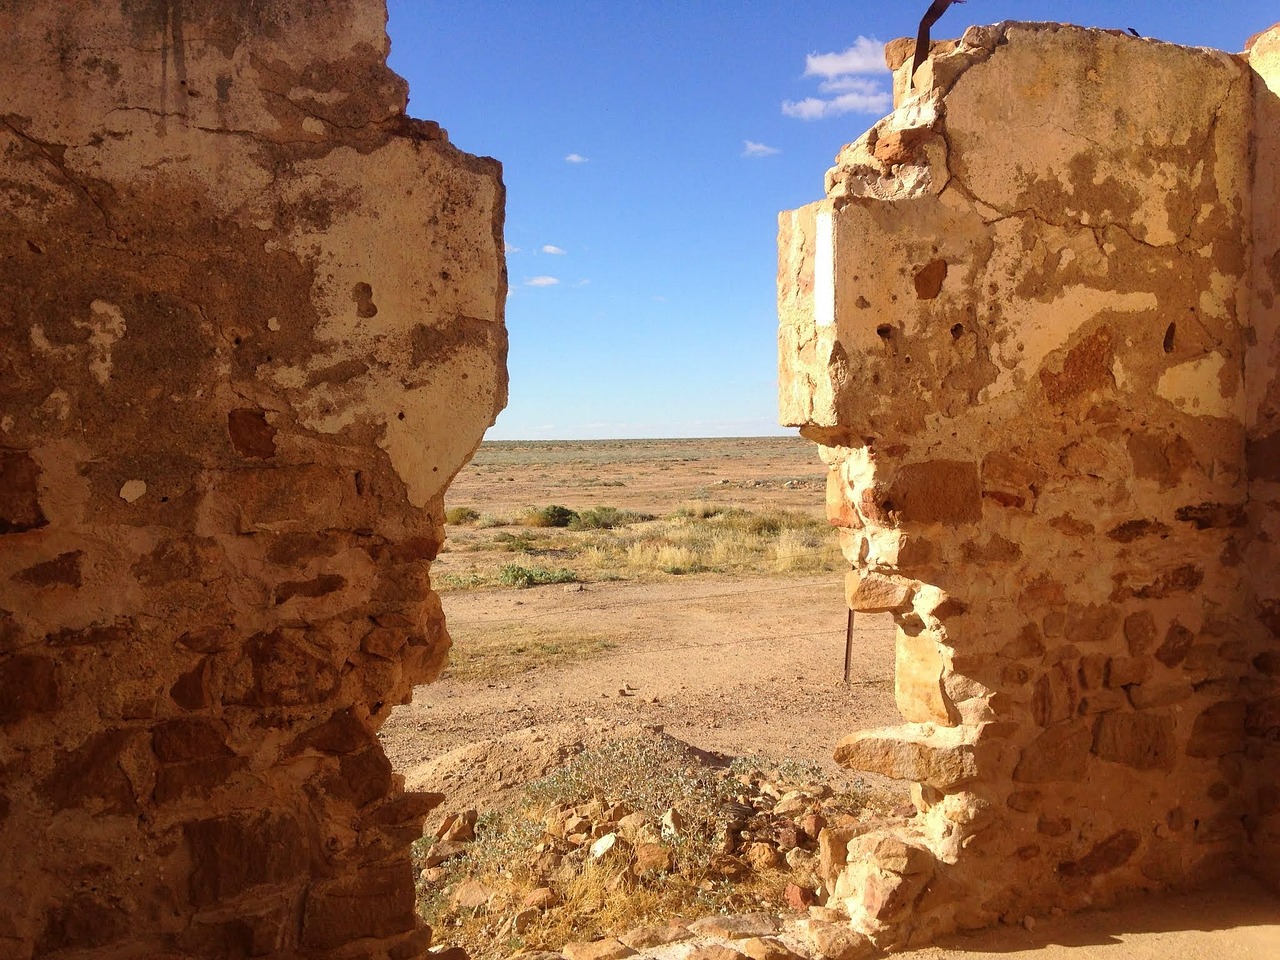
381, 438, 901, 806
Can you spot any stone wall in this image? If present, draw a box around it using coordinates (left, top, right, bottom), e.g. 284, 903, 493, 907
0, 2, 507, 958
779, 22, 1280, 949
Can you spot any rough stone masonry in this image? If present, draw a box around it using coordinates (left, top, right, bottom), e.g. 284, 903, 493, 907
779, 21, 1280, 950
0, 1, 507, 957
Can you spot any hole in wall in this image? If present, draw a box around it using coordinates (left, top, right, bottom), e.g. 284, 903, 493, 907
382, 438, 902, 827
1163, 322, 1176, 354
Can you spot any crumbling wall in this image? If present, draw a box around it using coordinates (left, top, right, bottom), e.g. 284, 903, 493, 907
0, 2, 507, 958
1244, 24, 1280, 890
779, 22, 1280, 949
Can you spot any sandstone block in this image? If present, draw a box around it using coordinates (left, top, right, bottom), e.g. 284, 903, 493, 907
562, 939, 637, 960
845, 571, 913, 612
619, 924, 690, 948
895, 628, 954, 724
1013, 720, 1092, 783
1186, 701, 1248, 757
302, 864, 419, 950
1092, 713, 1175, 770
688, 913, 778, 939
888, 460, 982, 525
185, 812, 308, 908
834, 727, 978, 788
796, 920, 879, 960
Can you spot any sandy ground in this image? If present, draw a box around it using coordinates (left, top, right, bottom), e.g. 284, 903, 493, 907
894, 875, 1279, 959
381, 573, 902, 808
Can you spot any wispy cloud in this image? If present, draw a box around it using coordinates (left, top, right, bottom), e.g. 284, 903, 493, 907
504, 241, 520, 254
565, 153, 589, 164
783, 35, 892, 120
575, 279, 591, 287
742, 140, 780, 158
525, 276, 560, 287
541, 244, 566, 255
803, 37, 887, 78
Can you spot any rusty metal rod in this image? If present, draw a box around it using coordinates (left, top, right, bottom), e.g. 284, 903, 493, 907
844, 608, 855, 684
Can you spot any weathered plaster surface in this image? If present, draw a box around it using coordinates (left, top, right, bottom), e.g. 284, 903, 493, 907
780, 21, 1280, 949
0, 2, 506, 957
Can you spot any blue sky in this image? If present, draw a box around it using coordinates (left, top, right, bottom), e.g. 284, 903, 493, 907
387, 2, 1273, 440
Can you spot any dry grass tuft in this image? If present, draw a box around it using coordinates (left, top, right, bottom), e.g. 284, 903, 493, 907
443, 624, 615, 681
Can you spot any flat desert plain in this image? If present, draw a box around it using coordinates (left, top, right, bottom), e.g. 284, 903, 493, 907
380, 436, 900, 806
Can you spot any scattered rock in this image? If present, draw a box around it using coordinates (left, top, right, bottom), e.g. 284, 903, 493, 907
451, 879, 493, 910
687, 912, 779, 940
619, 923, 692, 949
562, 939, 637, 960
739, 937, 804, 960
522, 887, 559, 911
661, 807, 686, 838
424, 839, 470, 867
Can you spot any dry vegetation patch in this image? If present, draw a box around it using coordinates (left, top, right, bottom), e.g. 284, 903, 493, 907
413, 734, 886, 960
437, 503, 840, 590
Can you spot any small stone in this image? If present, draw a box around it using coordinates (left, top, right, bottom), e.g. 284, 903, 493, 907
661, 807, 685, 838
798, 920, 878, 960
784, 883, 817, 910
738, 937, 802, 960
745, 842, 782, 871
522, 887, 559, 911
119, 479, 146, 502
424, 840, 469, 867
589, 833, 621, 859
562, 940, 636, 960
633, 842, 673, 875
450, 879, 492, 910
619, 923, 691, 949
687, 912, 778, 940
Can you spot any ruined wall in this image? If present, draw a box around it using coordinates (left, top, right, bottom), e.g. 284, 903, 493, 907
0, 2, 507, 957
778, 22, 1280, 949
1244, 25, 1280, 890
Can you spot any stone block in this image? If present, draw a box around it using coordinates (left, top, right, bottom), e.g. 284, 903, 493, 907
302, 863, 419, 950
186, 812, 308, 908
0, 654, 59, 724
845, 570, 913, 612
1092, 712, 1175, 770
1013, 720, 1092, 783
895, 628, 954, 724
887, 460, 982, 525
0, 450, 48, 534
1186, 702, 1248, 758
834, 727, 978, 788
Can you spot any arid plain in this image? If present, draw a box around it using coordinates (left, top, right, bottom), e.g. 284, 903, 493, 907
381, 436, 900, 804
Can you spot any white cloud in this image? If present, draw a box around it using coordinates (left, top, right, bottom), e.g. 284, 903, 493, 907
565, 153, 589, 164
783, 35, 893, 120
782, 88, 892, 119
803, 36, 888, 78
525, 276, 560, 287
652, 295, 667, 302
575, 279, 591, 287
541, 244, 566, 255
742, 140, 780, 158
504, 241, 520, 254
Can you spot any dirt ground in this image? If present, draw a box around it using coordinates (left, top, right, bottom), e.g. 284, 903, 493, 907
381, 437, 899, 805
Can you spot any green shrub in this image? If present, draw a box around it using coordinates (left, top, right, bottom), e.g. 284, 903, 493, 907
568, 506, 654, 530
445, 506, 480, 525
498, 563, 578, 588
522, 505, 579, 528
